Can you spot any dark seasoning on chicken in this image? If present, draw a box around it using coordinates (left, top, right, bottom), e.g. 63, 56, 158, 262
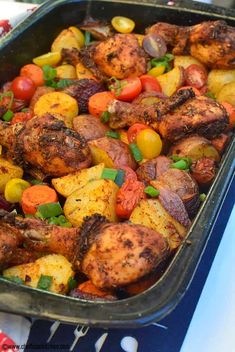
0, 14, 234, 301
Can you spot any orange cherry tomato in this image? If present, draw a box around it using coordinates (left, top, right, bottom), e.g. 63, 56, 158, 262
140, 75, 162, 93
11, 111, 33, 125
20, 64, 45, 87
127, 123, 149, 143
177, 86, 201, 96
119, 166, 138, 182
185, 64, 208, 89
109, 77, 142, 102
115, 179, 146, 219
221, 102, 235, 130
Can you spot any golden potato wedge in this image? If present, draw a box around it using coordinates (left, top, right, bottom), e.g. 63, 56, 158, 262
34, 92, 78, 128
217, 82, 235, 106
52, 163, 105, 197
157, 66, 185, 96
76, 62, 96, 80
0, 158, 23, 193
174, 55, 205, 69
130, 199, 187, 251
51, 27, 83, 53
207, 69, 235, 96
88, 137, 137, 169
56, 64, 77, 79
3, 254, 74, 294
64, 179, 119, 227
170, 136, 220, 162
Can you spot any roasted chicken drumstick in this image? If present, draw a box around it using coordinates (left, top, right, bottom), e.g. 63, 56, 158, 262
0, 114, 92, 177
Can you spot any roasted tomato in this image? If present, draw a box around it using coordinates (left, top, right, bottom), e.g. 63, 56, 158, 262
185, 64, 208, 89
11, 76, 36, 101
116, 179, 146, 218
140, 75, 162, 93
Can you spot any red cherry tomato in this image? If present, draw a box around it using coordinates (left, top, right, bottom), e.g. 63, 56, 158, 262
11, 111, 33, 125
140, 75, 162, 93
185, 64, 207, 89
110, 77, 142, 101
178, 85, 201, 96
11, 76, 36, 101
115, 179, 146, 219
119, 166, 138, 181
127, 123, 149, 143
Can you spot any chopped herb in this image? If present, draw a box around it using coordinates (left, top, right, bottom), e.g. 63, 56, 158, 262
37, 275, 52, 291
200, 193, 207, 202
106, 131, 120, 139
42, 65, 57, 81
60, 222, 72, 228
205, 92, 216, 100
2, 110, 14, 122
68, 277, 77, 291
84, 31, 91, 45
101, 168, 118, 181
47, 216, 60, 225
151, 53, 174, 72
108, 77, 127, 96
115, 169, 125, 187
37, 202, 63, 219
144, 185, 160, 197
4, 276, 24, 285
30, 179, 45, 185
56, 79, 74, 89
100, 111, 110, 123
129, 143, 143, 162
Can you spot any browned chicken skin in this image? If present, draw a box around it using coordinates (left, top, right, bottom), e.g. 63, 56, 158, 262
0, 114, 92, 177
147, 20, 235, 69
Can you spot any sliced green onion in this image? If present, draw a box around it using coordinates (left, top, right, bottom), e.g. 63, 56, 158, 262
4, 276, 24, 284
144, 185, 160, 197
106, 131, 120, 139
170, 159, 188, 170
100, 111, 110, 123
68, 277, 77, 291
84, 31, 91, 45
101, 168, 118, 181
170, 155, 192, 168
129, 143, 143, 162
115, 169, 125, 187
2, 110, 14, 122
200, 193, 207, 202
37, 275, 52, 291
30, 179, 45, 185
37, 202, 63, 219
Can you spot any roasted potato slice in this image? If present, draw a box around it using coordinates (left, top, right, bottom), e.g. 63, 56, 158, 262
73, 114, 109, 141
3, 254, 74, 294
174, 55, 205, 69
52, 163, 105, 197
157, 66, 185, 96
217, 82, 235, 106
130, 199, 187, 251
56, 64, 77, 79
0, 158, 23, 193
170, 136, 220, 162
64, 179, 119, 227
34, 92, 78, 128
207, 69, 235, 96
51, 27, 84, 53
88, 137, 137, 169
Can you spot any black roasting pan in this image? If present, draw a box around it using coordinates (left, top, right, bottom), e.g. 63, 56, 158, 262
0, 0, 234, 328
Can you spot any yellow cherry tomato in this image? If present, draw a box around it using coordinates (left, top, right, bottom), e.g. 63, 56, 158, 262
148, 65, 166, 77
33, 52, 61, 67
69, 26, 85, 48
136, 129, 162, 159
5, 178, 31, 203
111, 16, 135, 34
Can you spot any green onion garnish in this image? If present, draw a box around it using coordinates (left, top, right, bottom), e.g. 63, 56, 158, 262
37, 275, 52, 291
170, 155, 192, 168
200, 193, 207, 202
84, 31, 91, 45
144, 185, 160, 197
2, 110, 14, 122
129, 143, 143, 162
30, 179, 45, 185
151, 53, 174, 72
100, 111, 110, 123
4, 276, 24, 285
47, 216, 60, 225
170, 159, 188, 170
68, 277, 77, 291
42, 65, 57, 81
115, 169, 125, 187
37, 202, 63, 219
101, 168, 118, 181
106, 131, 120, 139
56, 79, 74, 89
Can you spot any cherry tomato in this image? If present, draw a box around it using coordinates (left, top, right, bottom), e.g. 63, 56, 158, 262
119, 166, 138, 182
178, 86, 201, 96
140, 75, 162, 93
185, 64, 208, 89
221, 102, 235, 130
20, 64, 45, 87
111, 16, 135, 34
110, 77, 142, 102
136, 129, 162, 159
115, 179, 146, 219
11, 111, 33, 125
11, 76, 36, 100
127, 123, 149, 143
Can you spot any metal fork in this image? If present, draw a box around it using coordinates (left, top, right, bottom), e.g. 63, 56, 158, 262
70, 325, 90, 351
